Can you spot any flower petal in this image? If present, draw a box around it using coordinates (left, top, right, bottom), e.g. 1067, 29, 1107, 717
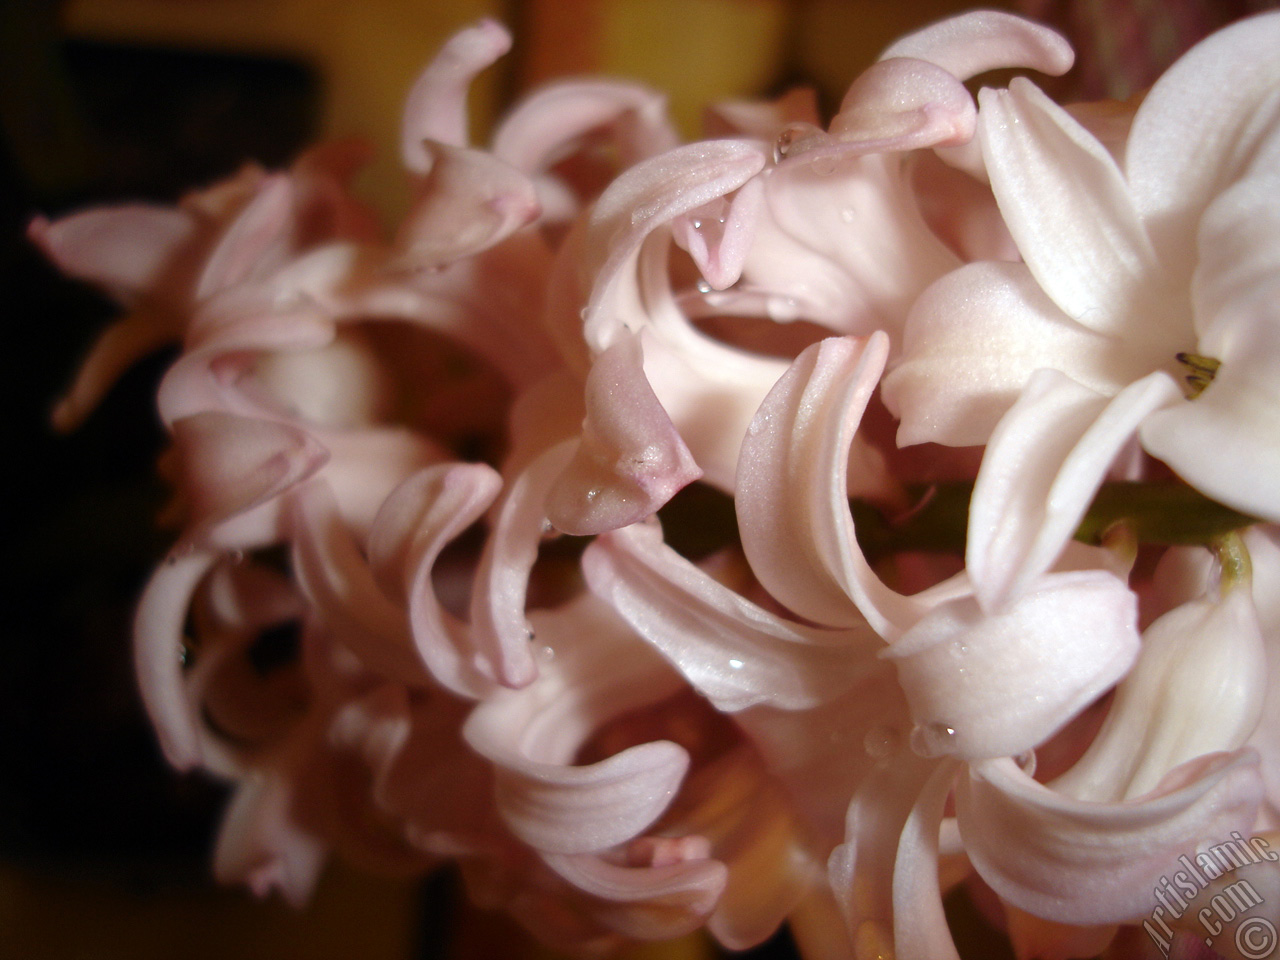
1126, 11, 1280, 274
887, 571, 1140, 760
967, 369, 1180, 612
583, 521, 879, 712
883, 260, 1141, 448
547, 331, 701, 536
979, 78, 1174, 342
879, 10, 1073, 81
367, 463, 503, 699
736, 334, 927, 637
958, 752, 1263, 925
400, 18, 511, 168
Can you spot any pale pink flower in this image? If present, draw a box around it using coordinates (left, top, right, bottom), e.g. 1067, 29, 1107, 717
886, 11, 1280, 523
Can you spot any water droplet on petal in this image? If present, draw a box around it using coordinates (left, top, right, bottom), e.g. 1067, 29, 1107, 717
909, 722, 956, 758
728, 658, 744, 670
863, 724, 901, 761
811, 156, 837, 176
695, 279, 713, 294
691, 218, 702, 230
773, 122, 824, 162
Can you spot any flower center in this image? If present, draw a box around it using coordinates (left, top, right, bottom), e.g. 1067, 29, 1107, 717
1175, 352, 1221, 399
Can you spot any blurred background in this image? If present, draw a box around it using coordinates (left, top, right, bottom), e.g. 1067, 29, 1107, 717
1, 0, 1274, 957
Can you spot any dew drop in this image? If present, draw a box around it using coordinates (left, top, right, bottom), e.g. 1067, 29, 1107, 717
538, 645, 556, 662
695, 279, 713, 294
691, 218, 703, 230
909, 722, 956, 758
772, 122, 823, 163
863, 724, 902, 761
811, 156, 837, 177
728, 658, 744, 670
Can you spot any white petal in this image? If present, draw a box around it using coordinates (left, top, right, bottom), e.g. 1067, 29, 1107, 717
888, 571, 1140, 760
968, 369, 1181, 612
1126, 11, 1280, 274
583, 521, 879, 712
958, 753, 1263, 925
884, 261, 1139, 448
879, 10, 1073, 81
979, 79, 1173, 341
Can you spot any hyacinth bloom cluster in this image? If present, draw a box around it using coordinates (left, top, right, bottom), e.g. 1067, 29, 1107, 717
35, 9, 1280, 959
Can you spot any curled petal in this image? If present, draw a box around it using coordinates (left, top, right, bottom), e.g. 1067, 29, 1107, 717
542, 851, 727, 941
400, 18, 511, 168
213, 766, 327, 907
469, 440, 576, 688
29, 205, 198, 305
51, 308, 184, 432
979, 78, 1177, 343
583, 139, 768, 350
546, 331, 701, 536
367, 463, 503, 698
288, 481, 425, 684
891, 761, 963, 960
967, 369, 1181, 612
1054, 577, 1267, 803
493, 79, 678, 175
878, 10, 1073, 81
737, 334, 927, 637
958, 752, 1264, 925
883, 260, 1140, 448
886, 571, 1140, 760
829, 58, 975, 152
393, 141, 540, 270
584, 521, 879, 712
134, 548, 220, 769
194, 175, 295, 299
463, 599, 689, 853
172, 411, 329, 541
1126, 10, 1280, 272
670, 178, 763, 291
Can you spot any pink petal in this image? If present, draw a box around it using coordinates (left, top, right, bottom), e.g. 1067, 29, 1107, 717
134, 548, 219, 769
736, 334, 928, 637
393, 141, 540, 270
541, 852, 727, 941
171, 411, 329, 539
670, 177, 763, 291
213, 766, 327, 906
887, 571, 1140, 760
883, 261, 1140, 448
891, 761, 963, 960
28, 204, 199, 304
967, 369, 1181, 612
584, 521, 879, 712
468, 440, 576, 688
400, 18, 511, 168
1053, 578, 1267, 803
879, 10, 1073, 81
287, 481, 426, 684
367, 463, 503, 699
979, 78, 1176, 342
492, 79, 678, 175
51, 309, 184, 432
958, 752, 1263, 925
1126, 11, 1280, 275
463, 599, 689, 854
194, 175, 295, 299
829, 58, 975, 153
546, 332, 701, 536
